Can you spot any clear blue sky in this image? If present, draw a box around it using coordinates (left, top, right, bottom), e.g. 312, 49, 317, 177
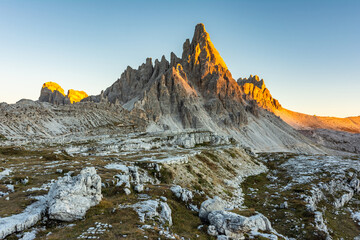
0, 0, 359, 117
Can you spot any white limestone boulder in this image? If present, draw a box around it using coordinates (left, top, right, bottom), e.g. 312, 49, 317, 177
207, 210, 273, 238
199, 196, 225, 221
47, 167, 102, 221
130, 199, 172, 226
170, 185, 193, 202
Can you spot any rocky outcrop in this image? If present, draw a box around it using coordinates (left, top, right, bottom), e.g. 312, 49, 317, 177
77, 23, 326, 154
67, 89, 88, 104
237, 74, 360, 153
47, 167, 102, 221
198, 197, 283, 239
207, 211, 273, 238
199, 196, 226, 221
0, 167, 102, 239
39, 82, 67, 105
170, 185, 193, 202
39, 82, 88, 105
127, 199, 172, 226
237, 75, 281, 112
237, 75, 360, 134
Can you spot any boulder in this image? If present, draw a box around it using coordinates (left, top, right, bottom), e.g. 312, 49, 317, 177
130, 199, 172, 226
280, 201, 288, 209
207, 211, 273, 237
134, 184, 144, 193
47, 167, 102, 221
170, 185, 193, 202
199, 196, 225, 221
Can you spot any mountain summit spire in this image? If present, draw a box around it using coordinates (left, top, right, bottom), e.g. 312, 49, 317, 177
183, 23, 228, 71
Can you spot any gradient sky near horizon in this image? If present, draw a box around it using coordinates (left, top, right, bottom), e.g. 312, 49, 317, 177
0, 0, 359, 117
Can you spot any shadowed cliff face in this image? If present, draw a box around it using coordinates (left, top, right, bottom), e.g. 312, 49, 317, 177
39, 82, 88, 105
99, 23, 248, 129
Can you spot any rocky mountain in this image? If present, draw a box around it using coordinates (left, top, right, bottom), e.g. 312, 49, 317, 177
81, 23, 322, 154
93, 23, 247, 130
39, 82, 88, 105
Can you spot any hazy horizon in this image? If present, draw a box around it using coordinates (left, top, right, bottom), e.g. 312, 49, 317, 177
0, 0, 359, 118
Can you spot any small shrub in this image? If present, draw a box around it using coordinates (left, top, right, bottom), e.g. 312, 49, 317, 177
159, 167, 174, 184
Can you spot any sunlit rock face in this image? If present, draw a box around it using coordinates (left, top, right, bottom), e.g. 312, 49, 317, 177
39, 82, 88, 105
67, 89, 88, 104
237, 75, 281, 112
42, 82, 65, 96
39, 82, 67, 105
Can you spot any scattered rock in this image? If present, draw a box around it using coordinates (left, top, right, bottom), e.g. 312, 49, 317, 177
280, 201, 288, 209
124, 188, 131, 195
314, 211, 331, 238
207, 225, 217, 236
47, 167, 102, 221
207, 211, 273, 238
129, 199, 172, 226
134, 184, 144, 193
170, 185, 193, 202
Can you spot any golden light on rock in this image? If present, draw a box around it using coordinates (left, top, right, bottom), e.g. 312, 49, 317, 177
41, 81, 88, 104
42, 82, 65, 96
186, 23, 228, 72
67, 89, 88, 104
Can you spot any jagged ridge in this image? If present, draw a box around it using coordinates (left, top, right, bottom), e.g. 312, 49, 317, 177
80, 23, 324, 153
91, 23, 248, 130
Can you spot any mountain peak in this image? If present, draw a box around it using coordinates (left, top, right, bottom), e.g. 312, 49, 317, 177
182, 23, 228, 72
192, 23, 207, 42
42, 82, 65, 96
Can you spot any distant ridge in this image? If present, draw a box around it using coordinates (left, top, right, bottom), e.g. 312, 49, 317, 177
237, 75, 360, 133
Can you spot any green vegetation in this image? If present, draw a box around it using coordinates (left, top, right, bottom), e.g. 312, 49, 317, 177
223, 149, 237, 158
0, 134, 6, 141
202, 151, 220, 163
196, 154, 218, 170
159, 167, 175, 184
